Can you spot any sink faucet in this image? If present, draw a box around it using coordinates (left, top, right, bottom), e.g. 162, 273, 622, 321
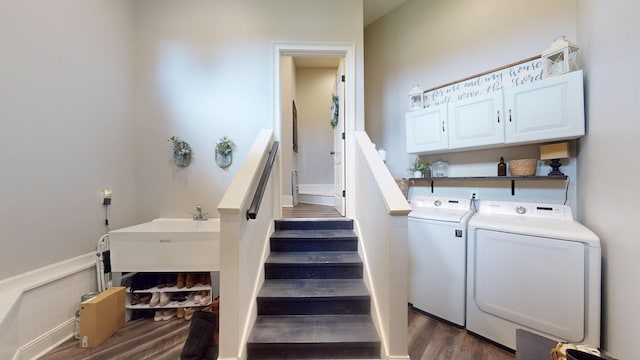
193, 204, 208, 221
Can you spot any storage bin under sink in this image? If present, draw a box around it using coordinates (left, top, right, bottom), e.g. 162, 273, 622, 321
108, 218, 220, 272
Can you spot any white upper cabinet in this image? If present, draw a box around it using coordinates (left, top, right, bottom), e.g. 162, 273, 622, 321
406, 104, 448, 153
504, 70, 584, 144
448, 91, 505, 150
407, 70, 585, 154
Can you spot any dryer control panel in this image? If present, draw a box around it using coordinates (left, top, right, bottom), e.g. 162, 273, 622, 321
478, 201, 573, 220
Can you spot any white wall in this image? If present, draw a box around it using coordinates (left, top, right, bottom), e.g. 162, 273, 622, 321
577, 1, 640, 358
295, 67, 336, 186
132, 0, 364, 221
0, 0, 138, 280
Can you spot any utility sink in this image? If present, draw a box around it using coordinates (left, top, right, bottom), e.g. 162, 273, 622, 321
108, 218, 220, 272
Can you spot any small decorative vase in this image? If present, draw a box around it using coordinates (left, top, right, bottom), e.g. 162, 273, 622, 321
174, 152, 190, 167
413, 170, 423, 178
216, 152, 232, 168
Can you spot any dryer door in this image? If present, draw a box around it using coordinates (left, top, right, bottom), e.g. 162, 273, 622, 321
471, 229, 585, 342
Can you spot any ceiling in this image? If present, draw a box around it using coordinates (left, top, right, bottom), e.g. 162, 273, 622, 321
363, 0, 407, 28
294, 0, 407, 68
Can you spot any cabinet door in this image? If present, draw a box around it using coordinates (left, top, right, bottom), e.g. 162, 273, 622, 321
448, 91, 505, 149
406, 105, 448, 154
505, 70, 584, 144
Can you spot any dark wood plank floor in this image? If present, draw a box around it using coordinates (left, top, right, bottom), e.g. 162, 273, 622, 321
41, 205, 514, 359
409, 306, 514, 360
282, 203, 341, 218
40, 315, 191, 360
41, 307, 514, 360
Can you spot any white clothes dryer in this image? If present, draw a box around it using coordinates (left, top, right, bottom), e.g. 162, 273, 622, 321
466, 201, 601, 350
408, 196, 473, 326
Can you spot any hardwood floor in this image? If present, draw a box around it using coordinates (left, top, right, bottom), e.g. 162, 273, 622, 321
41, 205, 514, 359
39, 315, 192, 360
282, 203, 341, 218
408, 306, 514, 360
41, 307, 514, 360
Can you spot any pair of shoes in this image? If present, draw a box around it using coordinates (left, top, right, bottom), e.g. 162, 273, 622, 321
185, 273, 198, 289
131, 293, 151, 305
150, 292, 160, 307
177, 307, 185, 318
162, 309, 177, 320
150, 292, 171, 307
176, 273, 186, 289
201, 297, 219, 314
154, 309, 177, 321
178, 292, 195, 305
160, 292, 171, 307
184, 272, 210, 288
156, 273, 178, 289
183, 307, 203, 321
194, 291, 210, 305
200, 272, 211, 286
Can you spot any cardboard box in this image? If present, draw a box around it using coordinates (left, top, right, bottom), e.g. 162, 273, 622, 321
79, 286, 125, 348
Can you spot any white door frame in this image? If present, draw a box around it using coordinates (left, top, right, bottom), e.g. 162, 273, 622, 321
273, 41, 355, 217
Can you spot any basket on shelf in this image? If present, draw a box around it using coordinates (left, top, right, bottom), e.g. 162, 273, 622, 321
509, 159, 537, 176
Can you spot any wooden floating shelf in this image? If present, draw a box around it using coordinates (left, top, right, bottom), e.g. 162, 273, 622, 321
409, 176, 568, 195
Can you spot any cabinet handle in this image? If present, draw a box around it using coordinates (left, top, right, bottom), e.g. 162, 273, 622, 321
509, 109, 512, 122
442, 121, 445, 132
497, 110, 500, 123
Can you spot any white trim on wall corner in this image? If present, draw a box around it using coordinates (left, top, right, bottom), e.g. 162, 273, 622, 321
0, 252, 96, 360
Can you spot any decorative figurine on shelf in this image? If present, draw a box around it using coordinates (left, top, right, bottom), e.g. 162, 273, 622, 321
542, 36, 580, 78
408, 84, 424, 110
215, 136, 233, 168
408, 157, 428, 178
168, 136, 191, 167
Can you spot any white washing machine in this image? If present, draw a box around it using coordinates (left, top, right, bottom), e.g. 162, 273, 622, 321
466, 201, 601, 350
408, 196, 473, 326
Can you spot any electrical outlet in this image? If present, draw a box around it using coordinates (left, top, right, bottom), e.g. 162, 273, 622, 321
469, 190, 479, 200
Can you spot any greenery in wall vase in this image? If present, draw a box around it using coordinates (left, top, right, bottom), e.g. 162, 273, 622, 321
168, 136, 191, 167
408, 157, 428, 178
330, 94, 339, 128
215, 136, 233, 168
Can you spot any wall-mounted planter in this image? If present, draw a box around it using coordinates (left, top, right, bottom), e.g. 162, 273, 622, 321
215, 152, 232, 168
215, 136, 233, 168
168, 136, 192, 167
174, 152, 191, 167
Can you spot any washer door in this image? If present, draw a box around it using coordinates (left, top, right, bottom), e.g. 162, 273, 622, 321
409, 219, 466, 326
471, 229, 585, 342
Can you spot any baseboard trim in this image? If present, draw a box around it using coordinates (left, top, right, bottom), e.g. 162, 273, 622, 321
17, 319, 74, 360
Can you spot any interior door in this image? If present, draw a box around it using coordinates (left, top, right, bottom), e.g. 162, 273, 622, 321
333, 58, 346, 216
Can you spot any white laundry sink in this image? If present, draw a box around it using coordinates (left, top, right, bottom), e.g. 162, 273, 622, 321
108, 218, 220, 272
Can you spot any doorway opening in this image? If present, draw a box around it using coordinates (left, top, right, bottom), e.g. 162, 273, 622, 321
275, 43, 354, 218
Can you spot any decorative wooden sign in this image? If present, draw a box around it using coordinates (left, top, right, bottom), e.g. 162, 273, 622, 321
423, 56, 544, 107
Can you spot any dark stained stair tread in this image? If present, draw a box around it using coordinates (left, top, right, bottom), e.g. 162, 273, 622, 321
266, 251, 361, 264
248, 314, 379, 344
258, 279, 369, 298
275, 218, 354, 231
271, 229, 357, 239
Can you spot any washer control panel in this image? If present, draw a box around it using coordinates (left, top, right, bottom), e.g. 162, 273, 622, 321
411, 196, 470, 210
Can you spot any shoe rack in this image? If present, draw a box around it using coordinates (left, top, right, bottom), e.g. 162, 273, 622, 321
124, 272, 213, 312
